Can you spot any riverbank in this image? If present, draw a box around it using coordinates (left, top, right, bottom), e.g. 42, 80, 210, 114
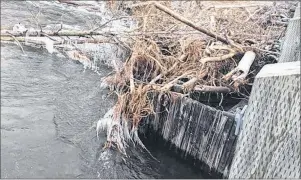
1, 1, 208, 178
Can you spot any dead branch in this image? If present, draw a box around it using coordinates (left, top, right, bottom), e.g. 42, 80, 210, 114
173, 84, 231, 93
149, 62, 179, 84
201, 49, 237, 64
161, 72, 192, 91
152, 2, 230, 44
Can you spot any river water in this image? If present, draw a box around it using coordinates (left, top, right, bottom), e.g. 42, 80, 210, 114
1, 1, 205, 178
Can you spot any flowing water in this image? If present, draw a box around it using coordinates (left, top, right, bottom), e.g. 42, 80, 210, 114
1, 1, 205, 178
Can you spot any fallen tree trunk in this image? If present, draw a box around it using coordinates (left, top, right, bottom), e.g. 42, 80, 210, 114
1, 29, 110, 37
1, 35, 113, 44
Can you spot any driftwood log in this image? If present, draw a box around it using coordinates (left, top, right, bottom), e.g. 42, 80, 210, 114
223, 51, 256, 81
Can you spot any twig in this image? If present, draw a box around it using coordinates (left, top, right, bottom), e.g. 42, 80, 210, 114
7, 34, 25, 54
89, 16, 130, 32
182, 69, 208, 91
161, 72, 192, 91
146, 54, 166, 71
55, 21, 63, 35
26, 3, 43, 33
149, 62, 178, 84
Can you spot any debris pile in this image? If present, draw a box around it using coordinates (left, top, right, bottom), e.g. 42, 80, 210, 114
96, 1, 297, 155
1, 1, 298, 155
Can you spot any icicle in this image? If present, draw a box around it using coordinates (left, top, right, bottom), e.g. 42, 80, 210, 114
122, 120, 134, 145
100, 77, 109, 90
96, 108, 114, 139
131, 127, 160, 162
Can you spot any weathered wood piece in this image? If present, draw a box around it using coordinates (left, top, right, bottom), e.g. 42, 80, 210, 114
278, 3, 300, 63
224, 51, 256, 81
229, 61, 301, 178
144, 93, 237, 177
